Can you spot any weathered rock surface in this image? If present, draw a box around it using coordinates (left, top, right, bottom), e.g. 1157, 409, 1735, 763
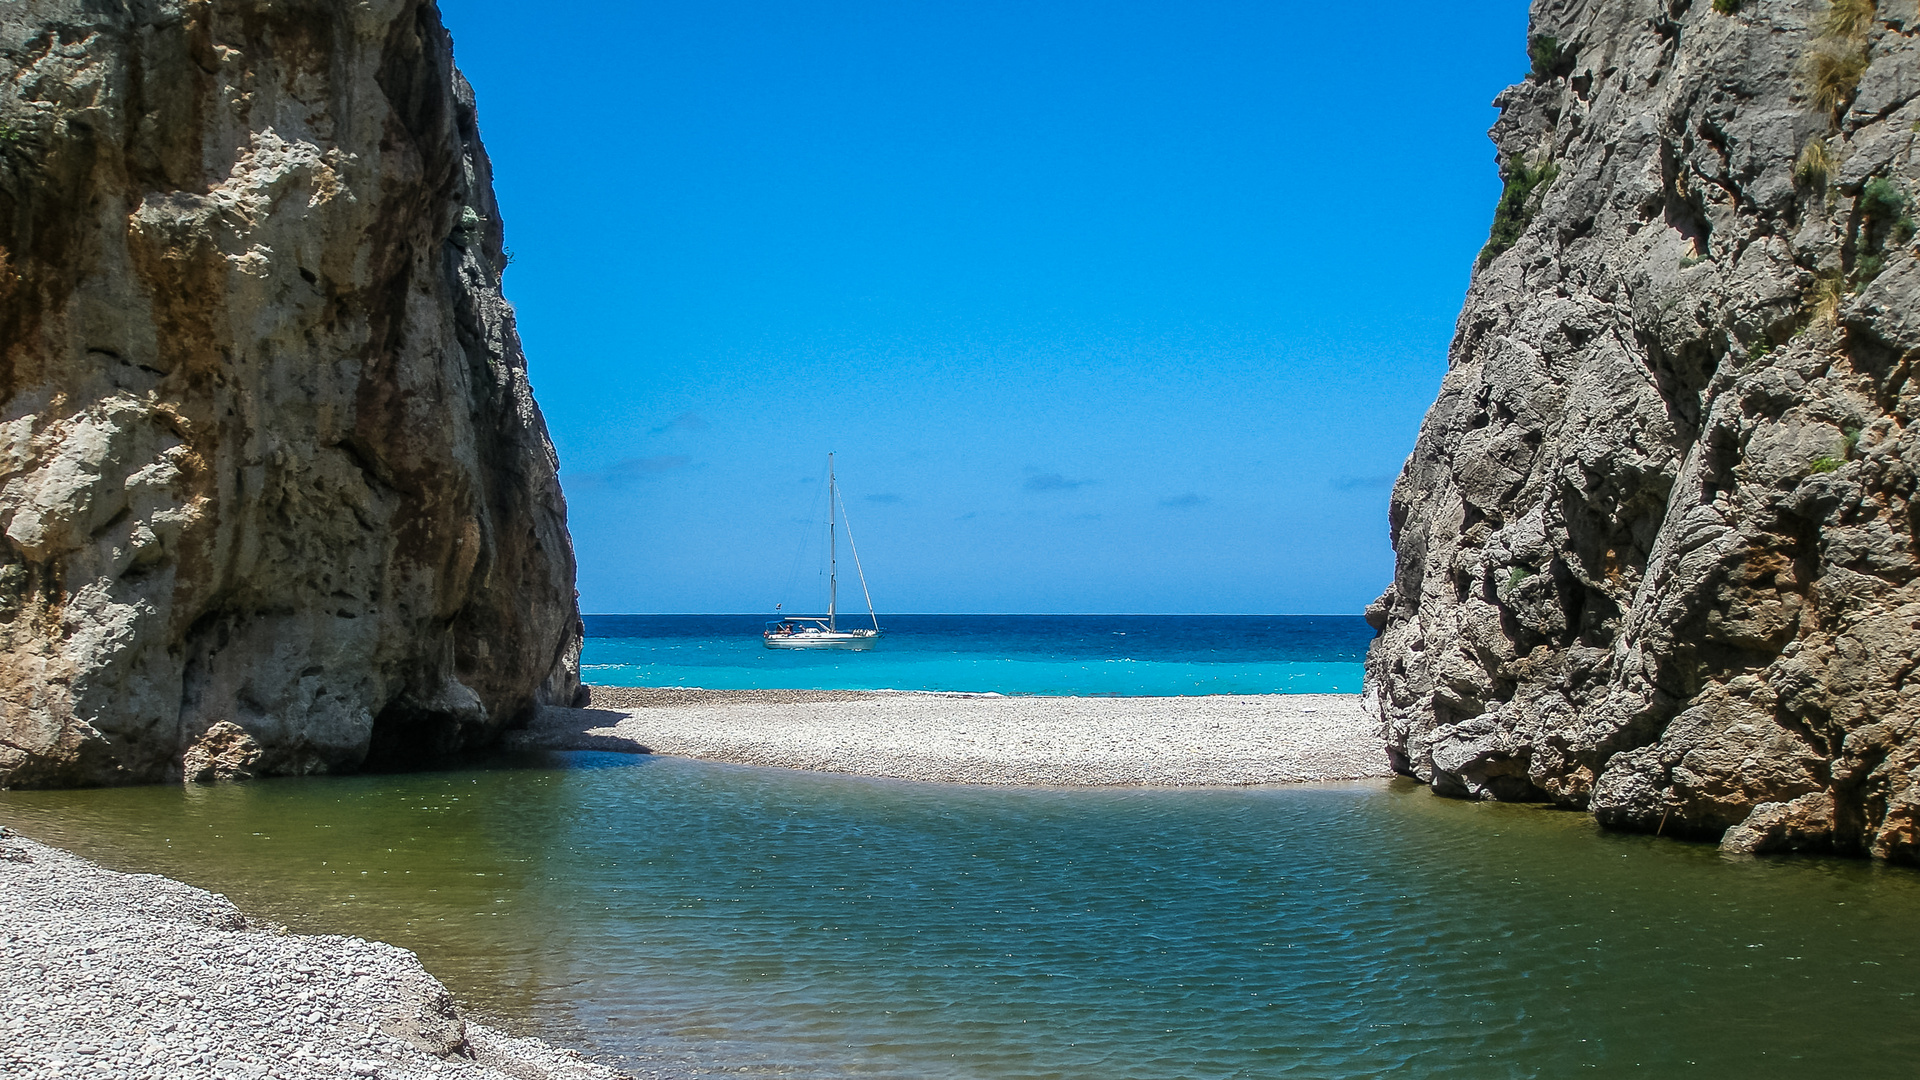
1367, 0, 1920, 860
0, 0, 582, 787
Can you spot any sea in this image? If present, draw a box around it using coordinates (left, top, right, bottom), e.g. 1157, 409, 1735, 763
5, 615, 1920, 1079
580, 613, 1374, 695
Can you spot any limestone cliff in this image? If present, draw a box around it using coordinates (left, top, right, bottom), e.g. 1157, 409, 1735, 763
1368, 0, 1920, 860
0, 0, 582, 786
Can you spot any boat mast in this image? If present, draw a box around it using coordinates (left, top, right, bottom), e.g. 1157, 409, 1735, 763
828, 453, 838, 631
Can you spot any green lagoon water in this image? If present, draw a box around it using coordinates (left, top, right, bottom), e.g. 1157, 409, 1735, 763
6, 753, 1920, 1078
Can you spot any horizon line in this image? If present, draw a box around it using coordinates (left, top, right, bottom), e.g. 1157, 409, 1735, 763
580, 611, 1370, 618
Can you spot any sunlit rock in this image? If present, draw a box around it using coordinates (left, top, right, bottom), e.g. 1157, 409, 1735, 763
0, 0, 581, 785
1368, 0, 1920, 860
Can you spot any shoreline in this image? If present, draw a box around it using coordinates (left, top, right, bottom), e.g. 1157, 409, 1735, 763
509, 686, 1390, 787
0, 825, 632, 1080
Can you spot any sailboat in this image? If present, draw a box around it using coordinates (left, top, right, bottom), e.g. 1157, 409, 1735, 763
764, 454, 883, 649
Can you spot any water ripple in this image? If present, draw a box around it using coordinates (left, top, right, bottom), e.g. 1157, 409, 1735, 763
7, 760, 1920, 1078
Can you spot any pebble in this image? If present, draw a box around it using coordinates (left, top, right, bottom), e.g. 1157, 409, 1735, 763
514, 688, 1391, 786
0, 826, 633, 1080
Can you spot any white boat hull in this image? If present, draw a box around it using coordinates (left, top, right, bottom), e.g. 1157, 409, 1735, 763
764, 630, 881, 650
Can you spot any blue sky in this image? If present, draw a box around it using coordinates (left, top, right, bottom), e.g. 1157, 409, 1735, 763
438, 0, 1530, 614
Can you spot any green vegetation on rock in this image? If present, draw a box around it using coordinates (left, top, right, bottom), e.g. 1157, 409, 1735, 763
1861, 177, 1913, 236
1479, 157, 1560, 268
1529, 35, 1572, 81
1852, 176, 1913, 286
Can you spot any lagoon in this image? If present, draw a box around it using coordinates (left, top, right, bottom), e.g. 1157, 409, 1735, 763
6, 753, 1919, 1079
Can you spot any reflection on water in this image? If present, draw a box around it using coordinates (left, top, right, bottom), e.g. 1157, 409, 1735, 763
6, 755, 1920, 1078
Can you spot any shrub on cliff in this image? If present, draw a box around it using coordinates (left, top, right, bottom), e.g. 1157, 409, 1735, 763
1794, 138, 1833, 187
1851, 176, 1914, 284
1479, 157, 1560, 267
1806, 44, 1870, 117
1808, 268, 1847, 322
1803, 0, 1877, 122
1822, 0, 1877, 39
1528, 35, 1576, 81
1860, 177, 1911, 230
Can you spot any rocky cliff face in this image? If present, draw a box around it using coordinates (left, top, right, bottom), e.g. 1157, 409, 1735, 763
0, 0, 581, 786
1368, 0, 1920, 860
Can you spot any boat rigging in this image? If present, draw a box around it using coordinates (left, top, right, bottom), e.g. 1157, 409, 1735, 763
765, 454, 882, 650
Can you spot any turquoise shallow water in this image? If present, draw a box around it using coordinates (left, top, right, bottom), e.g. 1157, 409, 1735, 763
7, 755, 1920, 1078
581, 614, 1371, 695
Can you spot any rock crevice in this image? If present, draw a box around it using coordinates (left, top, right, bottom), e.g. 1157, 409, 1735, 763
1368, 0, 1920, 860
0, 0, 581, 786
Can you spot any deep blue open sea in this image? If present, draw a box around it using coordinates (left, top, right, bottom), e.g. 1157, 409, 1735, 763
580, 614, 1373, 695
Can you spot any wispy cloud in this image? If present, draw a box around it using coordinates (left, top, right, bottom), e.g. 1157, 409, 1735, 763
1333, 474, 1398, 491
865, 493, 903, 504
567, 456, 694, 486
1023, 471, 1095, 493
1159, 493, 1209, 508
616, 455, 692, 475
649, 411, 710, 435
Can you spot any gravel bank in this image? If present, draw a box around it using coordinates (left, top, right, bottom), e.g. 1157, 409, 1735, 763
509, 688, 1389, 786
0, 826, 629, 1080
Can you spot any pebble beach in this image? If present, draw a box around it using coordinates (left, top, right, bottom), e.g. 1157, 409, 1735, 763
511, 686, 1388, 786
0, 826, 629, 1080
